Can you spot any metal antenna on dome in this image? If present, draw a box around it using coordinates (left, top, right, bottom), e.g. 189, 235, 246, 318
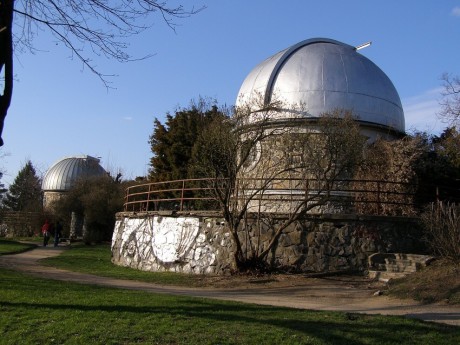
355, 41, 372, 51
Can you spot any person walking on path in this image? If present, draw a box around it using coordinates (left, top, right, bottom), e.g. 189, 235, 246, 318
41, 220, 51, 247
54, 221, 63, 247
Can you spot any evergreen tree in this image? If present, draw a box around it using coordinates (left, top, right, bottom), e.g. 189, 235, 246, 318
3, 161, 42, 211
52, 175, 125, 242
149, 118, 173, 181
0, 171, 7, 205
413, 127, 460, 206
149, 98, 229, 181
0, 1, 202, 146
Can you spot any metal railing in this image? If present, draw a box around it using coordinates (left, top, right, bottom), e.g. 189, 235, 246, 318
124, 178, 219, 212
123, 177, 416, 216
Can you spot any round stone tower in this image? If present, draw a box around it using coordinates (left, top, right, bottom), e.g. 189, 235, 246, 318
235, 38, 406, 214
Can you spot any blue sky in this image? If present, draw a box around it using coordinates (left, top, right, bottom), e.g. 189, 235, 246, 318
1, 1, 460, 186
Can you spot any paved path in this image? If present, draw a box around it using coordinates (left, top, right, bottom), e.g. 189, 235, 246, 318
1, 246, 459, 326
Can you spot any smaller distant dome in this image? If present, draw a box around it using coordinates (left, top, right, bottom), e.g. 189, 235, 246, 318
42, 155, 106, 192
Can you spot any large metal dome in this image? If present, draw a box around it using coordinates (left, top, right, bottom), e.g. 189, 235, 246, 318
42, 155, 106, 192
236, 38, 405, 135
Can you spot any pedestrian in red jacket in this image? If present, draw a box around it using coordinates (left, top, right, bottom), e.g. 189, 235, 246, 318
42, 220, 51, 247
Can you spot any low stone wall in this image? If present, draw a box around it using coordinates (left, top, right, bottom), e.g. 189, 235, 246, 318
256, 215, 424, 272
111, 212, 424, 275
111, 212, 234, 274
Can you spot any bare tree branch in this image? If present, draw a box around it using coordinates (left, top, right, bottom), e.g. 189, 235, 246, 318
195, 96, 367, 271
439, 73, 460, 126
0, 0, 205, 145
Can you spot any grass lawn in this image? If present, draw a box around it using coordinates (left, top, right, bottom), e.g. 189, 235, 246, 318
40, 243, 209, 287
41, 244, 460, 304
0, 267, 459, 345
0, 239, 36, 255
1, 242, 459, 343
387, 259, 460, 304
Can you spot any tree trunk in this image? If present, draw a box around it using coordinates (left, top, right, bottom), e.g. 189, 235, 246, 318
0, 0, 14, 146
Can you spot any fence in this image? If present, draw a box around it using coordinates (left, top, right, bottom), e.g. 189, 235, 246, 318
123, 178, 416, 216
0, 211, 44, 237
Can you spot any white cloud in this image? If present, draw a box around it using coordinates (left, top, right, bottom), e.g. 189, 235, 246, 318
452, 7, 460, 17
402, 88, 446, 134
123, 116, 133, 121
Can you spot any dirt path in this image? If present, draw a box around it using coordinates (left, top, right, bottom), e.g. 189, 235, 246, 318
1, 246, 459, 326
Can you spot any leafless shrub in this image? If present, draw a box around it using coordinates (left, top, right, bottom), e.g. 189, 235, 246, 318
422, 201, 460, 262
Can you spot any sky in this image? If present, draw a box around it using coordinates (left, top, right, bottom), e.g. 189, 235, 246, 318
1, 1, 460, 186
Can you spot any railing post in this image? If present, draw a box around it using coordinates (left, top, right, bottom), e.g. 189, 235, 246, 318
124, 188, 128, 211
127, 187, 131, 212
146, 184, 152, 212
180, 180, 185, 211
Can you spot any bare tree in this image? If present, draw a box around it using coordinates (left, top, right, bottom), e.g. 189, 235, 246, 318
439, 73, 460, 126
0, 0, 204, 146
195, 101, 366, 271
191, 99, 285, 267
252, 111, 365, 264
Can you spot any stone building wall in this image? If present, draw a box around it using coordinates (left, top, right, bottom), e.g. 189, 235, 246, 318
43, 191, 64, 211
111, 212, 424, 275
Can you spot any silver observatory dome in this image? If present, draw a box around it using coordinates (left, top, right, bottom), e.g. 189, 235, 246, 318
42, 155, 106, 192
236, 38, 405, 136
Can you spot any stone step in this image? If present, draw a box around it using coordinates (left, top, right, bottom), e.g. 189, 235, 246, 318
368, 253, 435, 282
384, 258, 419, 272
368, 270, 408, 282
376, 263, 387, 271
394, 253, 434, 266
385, 258, 425, 267
394, 253, 411, 260
384, 258, 415, 265
384, 263, 417, 273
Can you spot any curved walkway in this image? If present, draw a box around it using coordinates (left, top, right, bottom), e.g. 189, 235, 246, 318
1, 246, 459, 326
